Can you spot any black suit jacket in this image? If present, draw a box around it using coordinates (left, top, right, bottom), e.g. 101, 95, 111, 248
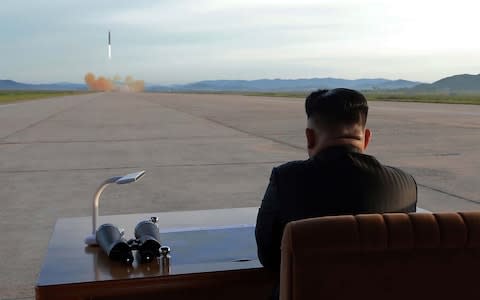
255, 145, 417, 272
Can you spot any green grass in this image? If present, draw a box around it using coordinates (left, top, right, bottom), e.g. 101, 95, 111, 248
363, 92, 480, 105
240, 91, 480, 105
8, 90, 479, 105
0, 90, 88, 105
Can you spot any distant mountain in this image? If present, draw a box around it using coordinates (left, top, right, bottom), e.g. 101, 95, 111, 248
5, 74, 480, 93
0, 80, 86, 91
147, 78, 421, 92
412, 74, 480, 92
20, 75, 480, 93
375, 79, 424, 90
0, 79, 30, 90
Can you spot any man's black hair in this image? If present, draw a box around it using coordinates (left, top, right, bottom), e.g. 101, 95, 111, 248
305, 88, 369, 127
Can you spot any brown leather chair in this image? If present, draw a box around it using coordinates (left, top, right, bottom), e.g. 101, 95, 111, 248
280, 212, 480, 300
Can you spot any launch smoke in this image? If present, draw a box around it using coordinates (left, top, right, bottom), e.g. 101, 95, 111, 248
84, 72, 145, 92
84, 73, 113, 91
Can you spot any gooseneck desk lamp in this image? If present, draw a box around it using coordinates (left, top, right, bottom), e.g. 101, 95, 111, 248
84, 170, 146, 246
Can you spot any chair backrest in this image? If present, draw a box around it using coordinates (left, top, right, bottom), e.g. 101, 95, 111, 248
280, 212, 480, 300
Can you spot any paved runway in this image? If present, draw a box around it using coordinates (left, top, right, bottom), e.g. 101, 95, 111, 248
0, 92, 479, 299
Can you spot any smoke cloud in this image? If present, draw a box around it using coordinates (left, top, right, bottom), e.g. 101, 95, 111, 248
84, 72, 145, 92
124, 75, 145, 92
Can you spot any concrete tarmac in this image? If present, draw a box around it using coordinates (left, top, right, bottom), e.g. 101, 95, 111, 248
0, 92, 479, 299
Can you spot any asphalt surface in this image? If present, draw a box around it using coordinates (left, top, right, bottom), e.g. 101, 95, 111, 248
0, 92, 479, 299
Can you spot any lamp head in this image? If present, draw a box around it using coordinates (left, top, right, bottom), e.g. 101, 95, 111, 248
115, 170, 145, 185
85, 170, 146, 246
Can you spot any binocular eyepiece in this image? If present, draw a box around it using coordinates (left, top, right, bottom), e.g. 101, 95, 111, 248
96, 217, 161, 264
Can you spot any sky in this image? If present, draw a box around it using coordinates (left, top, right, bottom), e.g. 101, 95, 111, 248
1, 0, 480, 84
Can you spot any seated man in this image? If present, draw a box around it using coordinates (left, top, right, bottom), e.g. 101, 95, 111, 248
255, 88, 417, 273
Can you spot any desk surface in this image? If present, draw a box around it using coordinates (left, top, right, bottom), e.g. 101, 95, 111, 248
37, 206, 429, 288
37, 207, 261, 287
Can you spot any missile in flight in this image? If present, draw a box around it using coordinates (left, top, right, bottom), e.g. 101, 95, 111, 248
108, 31, 112, 60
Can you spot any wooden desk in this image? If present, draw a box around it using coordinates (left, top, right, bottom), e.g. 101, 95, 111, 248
36, 207, 275, 300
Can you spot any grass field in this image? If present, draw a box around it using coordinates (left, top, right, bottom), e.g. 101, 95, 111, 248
242, 91, 480, 105
4, 90, 480, 105
364, 92, 480, 105
0, 90, 88, 105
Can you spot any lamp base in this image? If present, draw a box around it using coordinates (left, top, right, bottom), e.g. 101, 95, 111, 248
84, 234, 98, 246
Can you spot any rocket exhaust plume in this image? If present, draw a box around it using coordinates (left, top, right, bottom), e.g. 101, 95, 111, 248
108, 31, 111, 60
84, 72, 144, 92
84, 73, 114, 91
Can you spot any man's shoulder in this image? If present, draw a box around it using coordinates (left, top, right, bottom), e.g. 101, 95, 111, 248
351, 153, 412, 177
271, 159, 322, 188
273, 159, 311, 175
272, 153, 416, 186
382, 164, 417, 184
352, 153, 417, 190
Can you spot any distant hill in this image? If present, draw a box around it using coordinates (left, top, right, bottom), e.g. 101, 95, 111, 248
9, 74, 480, 93
375, 79, 424, 90
412, 74, 480, 92
147, 78, 422, 92
0, 79, 30, 90
0, 80, 86, 91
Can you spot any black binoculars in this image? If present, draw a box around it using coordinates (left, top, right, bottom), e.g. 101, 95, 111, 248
96, 217, 161, 264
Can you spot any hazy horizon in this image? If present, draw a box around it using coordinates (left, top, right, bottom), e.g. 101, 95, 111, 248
2, 0, 480, 84
1, 75, 430, 86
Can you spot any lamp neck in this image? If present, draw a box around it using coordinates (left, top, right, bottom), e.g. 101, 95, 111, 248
92, 176, 122, 235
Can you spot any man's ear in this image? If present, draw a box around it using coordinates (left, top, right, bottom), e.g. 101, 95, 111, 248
305, 128, 316, 150
364, 128, 372, 150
